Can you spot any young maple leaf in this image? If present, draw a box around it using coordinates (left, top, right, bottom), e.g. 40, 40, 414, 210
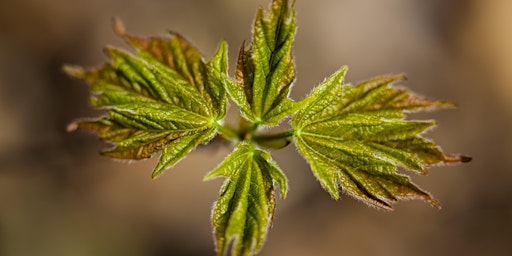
293, 66, 471, 209
204, 143, 287, 256
225, 0, 299, 126
65, 21, 229, 178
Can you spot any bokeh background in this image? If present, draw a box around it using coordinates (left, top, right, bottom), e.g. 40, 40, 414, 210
1, 0, 511, 255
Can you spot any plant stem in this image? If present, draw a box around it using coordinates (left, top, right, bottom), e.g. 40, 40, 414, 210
216, 123, 240, 142
217, 121, 294, 148
253, 130, 294, 149
253, 130, 294, 141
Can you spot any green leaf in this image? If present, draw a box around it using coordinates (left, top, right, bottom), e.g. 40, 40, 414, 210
116, 26, 229, 119
204, 143, 287, 256
228, 0, 299, 126
64, 23, 229, 177
207, 40, 230, 120
153, 128, 216, 178
293, 66, 469, 209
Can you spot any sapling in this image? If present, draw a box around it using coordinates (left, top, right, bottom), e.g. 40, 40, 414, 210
65, 0, 471, 255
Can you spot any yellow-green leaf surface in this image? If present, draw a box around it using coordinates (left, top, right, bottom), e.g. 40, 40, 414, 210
204, 143, 287, 256
65, 24, 228, 178
293, 66, 470, 209
227, 0, 299, 126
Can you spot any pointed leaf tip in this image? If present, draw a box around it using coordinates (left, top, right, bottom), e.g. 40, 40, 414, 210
66, 122, 78, 132
460, 155, 472, 163
112, 17, 126, 36
63, 65, 85, 78
444, 154, 472, 163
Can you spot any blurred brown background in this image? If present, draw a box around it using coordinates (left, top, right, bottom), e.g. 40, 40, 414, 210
0, 0, 511, 255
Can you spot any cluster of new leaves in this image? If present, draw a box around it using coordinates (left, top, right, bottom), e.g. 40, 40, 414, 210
66, 0, 469, 255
